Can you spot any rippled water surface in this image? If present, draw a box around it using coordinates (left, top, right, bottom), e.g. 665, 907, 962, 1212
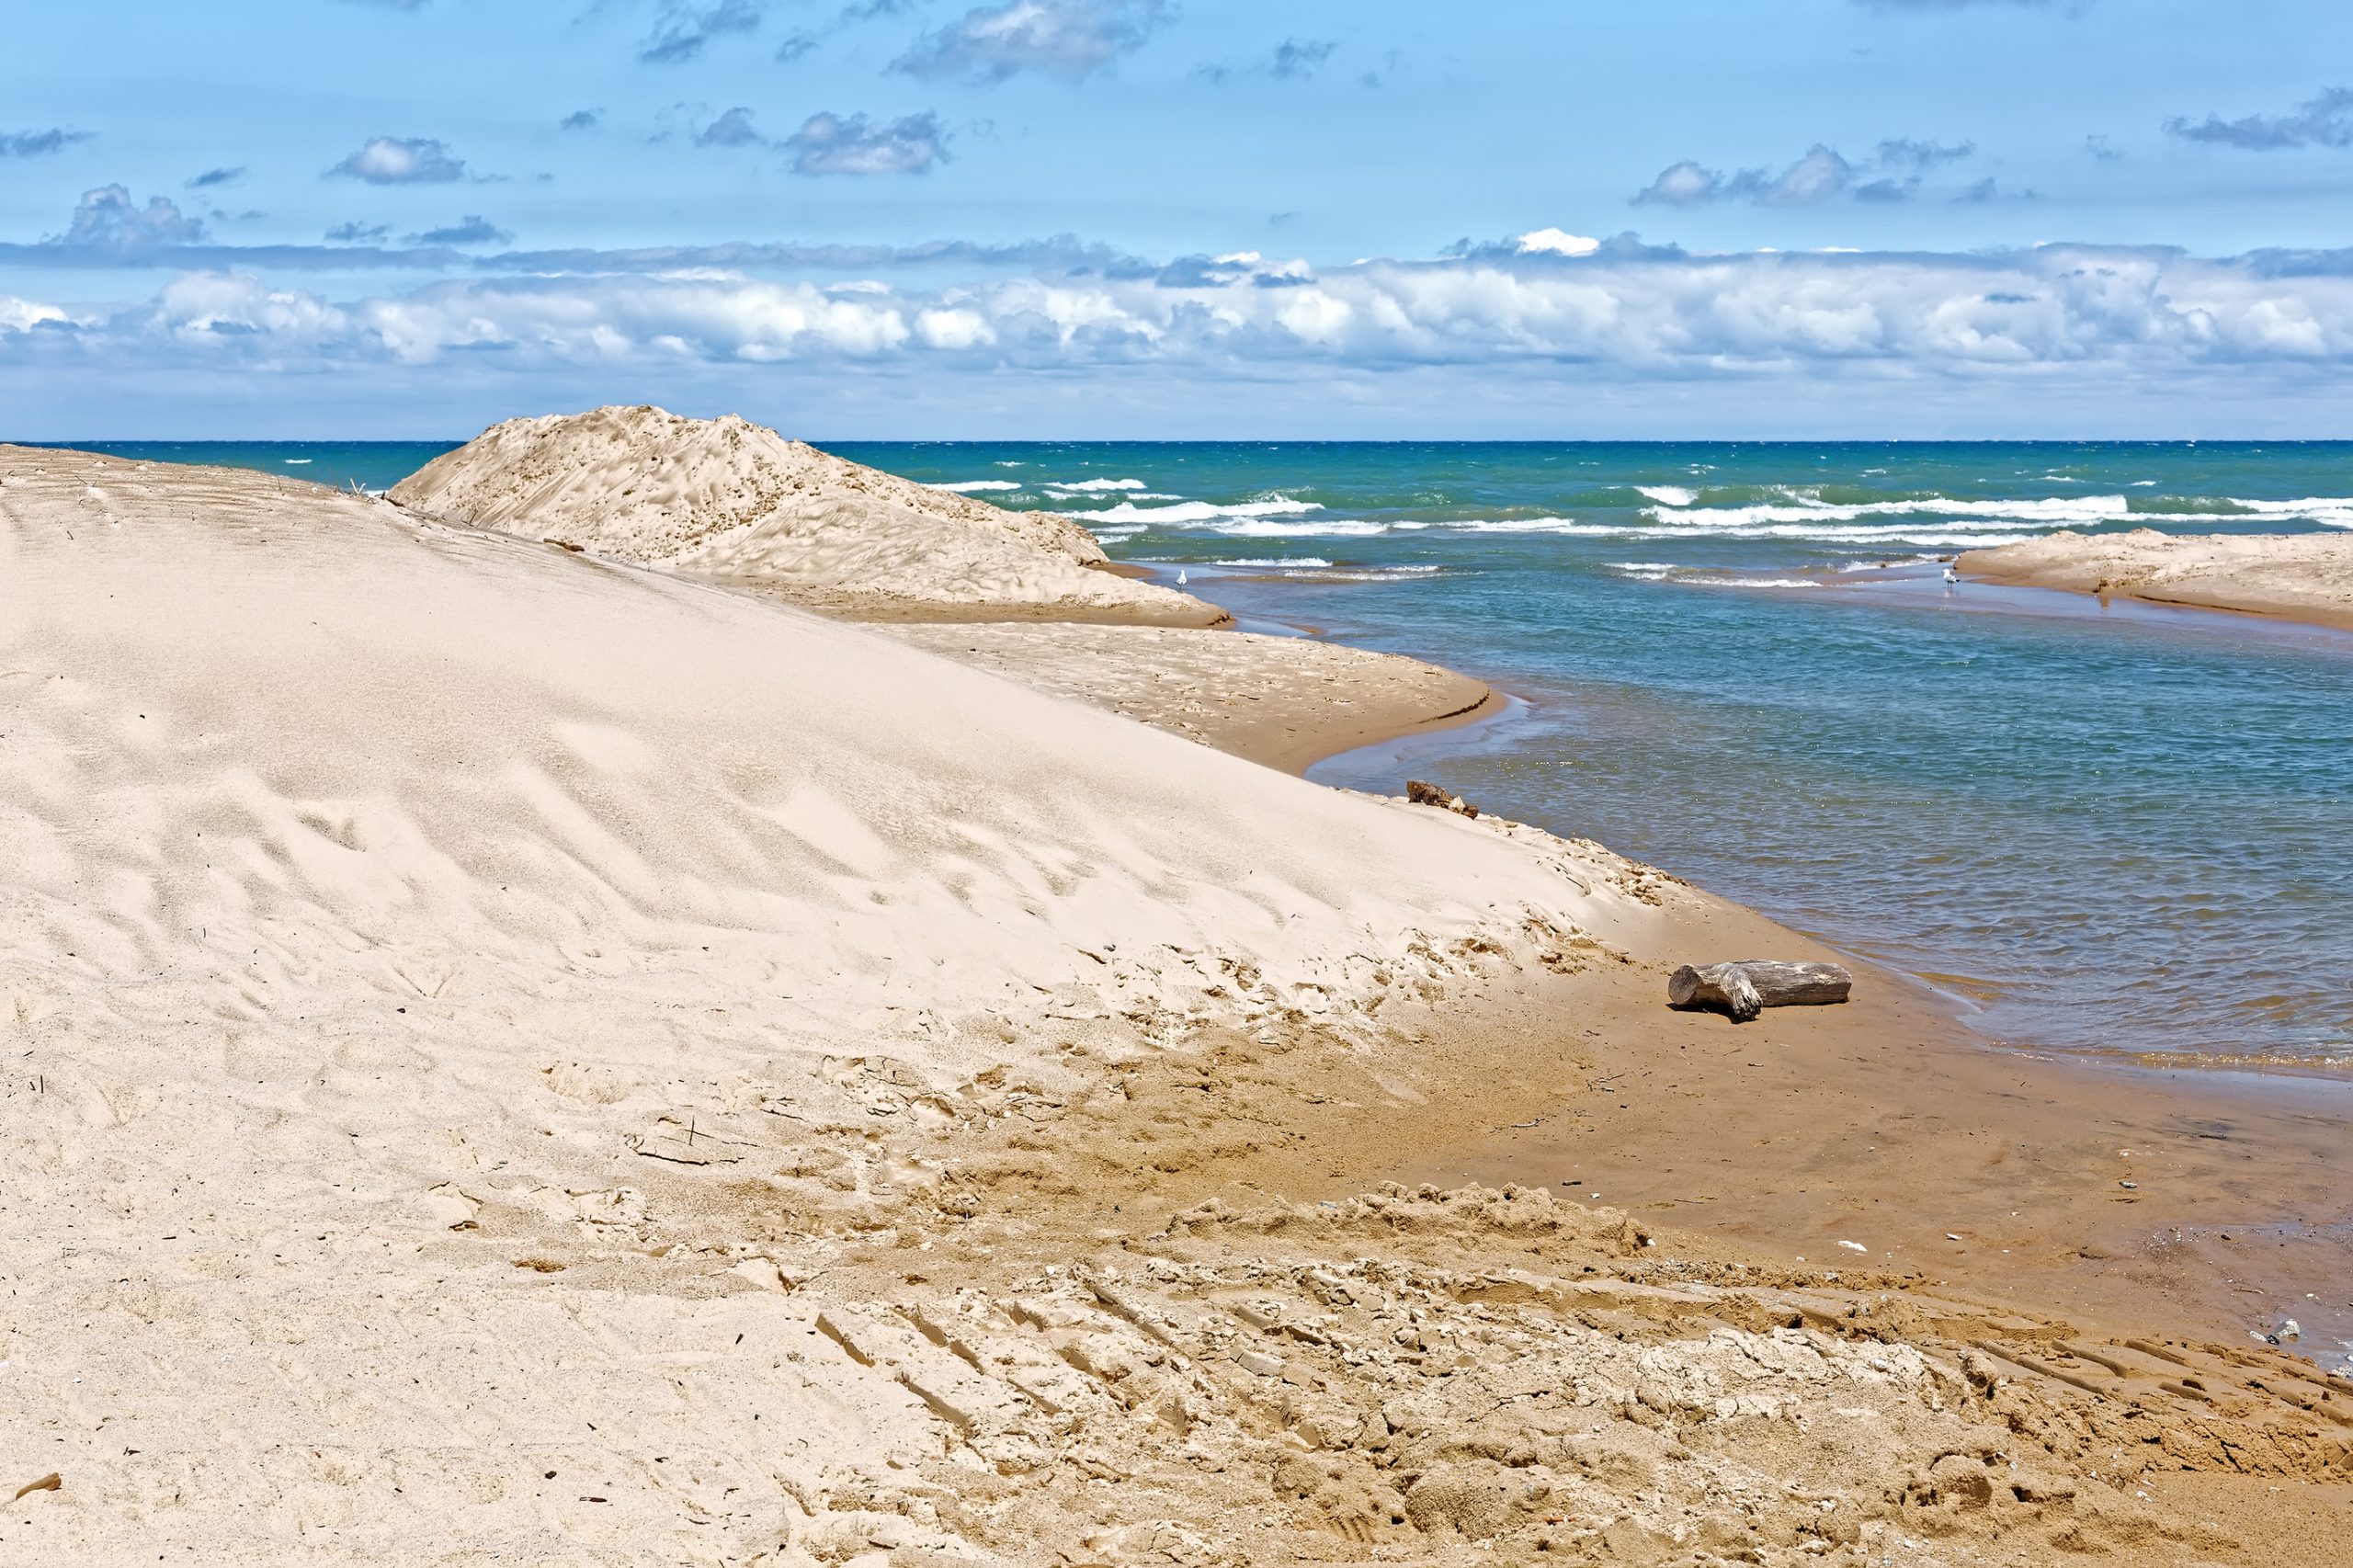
65, 437, 2353, 1064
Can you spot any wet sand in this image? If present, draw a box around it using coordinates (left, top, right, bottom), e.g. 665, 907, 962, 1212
881, 619, 1495, 775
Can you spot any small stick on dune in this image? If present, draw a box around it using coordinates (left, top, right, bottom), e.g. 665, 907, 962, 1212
1667, 960, 1852, 1022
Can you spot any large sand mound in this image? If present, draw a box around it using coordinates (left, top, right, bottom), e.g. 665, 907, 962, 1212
1961, 527, 2353, 631
6, 448, 2347, 1564
389, 404, 1227, 625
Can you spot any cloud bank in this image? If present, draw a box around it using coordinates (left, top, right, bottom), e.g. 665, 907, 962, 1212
13, 243, 2353, 389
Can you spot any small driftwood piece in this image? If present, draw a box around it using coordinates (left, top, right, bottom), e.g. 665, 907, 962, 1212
1405, 779, 1479, 818
1667, 960, 1852, 1023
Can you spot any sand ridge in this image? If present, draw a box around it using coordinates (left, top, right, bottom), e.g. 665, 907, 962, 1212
389, 405, 1230, 627
1960, 528, 2353, 632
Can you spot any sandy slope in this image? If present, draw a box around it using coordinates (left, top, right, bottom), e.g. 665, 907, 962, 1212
1960, 528, 2353, 632
4, 449, 2346, 1565
389, 405, 1228, 626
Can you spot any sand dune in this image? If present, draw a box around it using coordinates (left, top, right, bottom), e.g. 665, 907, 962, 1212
6, 448, 2345, 1564
1961, 527, 2353, 632
391, 405, 1228, 626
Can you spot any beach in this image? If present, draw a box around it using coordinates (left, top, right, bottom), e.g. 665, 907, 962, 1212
4, 432, 2349, 1566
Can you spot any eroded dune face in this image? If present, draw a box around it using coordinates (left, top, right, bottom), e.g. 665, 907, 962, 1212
388, 405, 1228, 625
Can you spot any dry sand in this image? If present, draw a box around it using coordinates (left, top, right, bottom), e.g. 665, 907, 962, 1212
391, 405, 1228, 627
4, 448, 2349, 1565
1961, 528, 2353, 633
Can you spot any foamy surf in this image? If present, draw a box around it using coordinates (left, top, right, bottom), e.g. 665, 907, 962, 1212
1079, 498, 1324, 525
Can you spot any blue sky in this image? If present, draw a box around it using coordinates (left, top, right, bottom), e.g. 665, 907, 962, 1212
5, 0, 2353, 437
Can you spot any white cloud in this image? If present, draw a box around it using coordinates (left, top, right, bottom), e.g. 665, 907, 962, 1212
1515, 228, 1601, 257
153, 272, 354, 350
1632, 161, 1722, 207
0, 294, 68, 332
327, 136, 470, 184
893, 0, 1170, 83
1636, 140, 1984, 207
782, 112, 949, 176
53, 186, 208, 250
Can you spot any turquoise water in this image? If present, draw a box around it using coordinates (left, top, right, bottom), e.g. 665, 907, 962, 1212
55, 438, 2353, 1066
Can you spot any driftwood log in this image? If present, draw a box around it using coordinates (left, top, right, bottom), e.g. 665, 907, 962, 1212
1667, 960, 1852, 1023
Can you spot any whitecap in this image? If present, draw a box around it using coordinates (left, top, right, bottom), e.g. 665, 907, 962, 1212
1644, 494, 2140, 528
1635, 484, 1695, 506
1042, 478, 1147, 493
1212, 556, 1334, 567
1078, 498, 1324, 525
283, 458, 313, 465
1439, 517, 1620, 536
931, 480, 1024, 493
1203, 517, 1391, 539
2231, 496, 2353, 528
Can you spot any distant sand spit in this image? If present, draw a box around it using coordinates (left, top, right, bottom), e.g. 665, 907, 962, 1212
1961, 527, 2353, 632
6, 449, 2347, 1564
389, 404, 1231, 627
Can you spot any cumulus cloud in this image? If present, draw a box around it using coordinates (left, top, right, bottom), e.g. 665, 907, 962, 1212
1637, 138, 1981, 206
327, 136, 471, 184
894, 0, 1170, 83
1515, 228, 1601, 257
1636, 145, 1855, 207
1, 128, 92, 158
188, 166, 246, 189
407, 215, 514, 246
2165, 87, 2353, 151
560, 108, 604, 132
782, 111, 949, 176
0, 294, 70, 334
695, 108, 768, 148
50, 187, 209, 252
639, 0, 765, 64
